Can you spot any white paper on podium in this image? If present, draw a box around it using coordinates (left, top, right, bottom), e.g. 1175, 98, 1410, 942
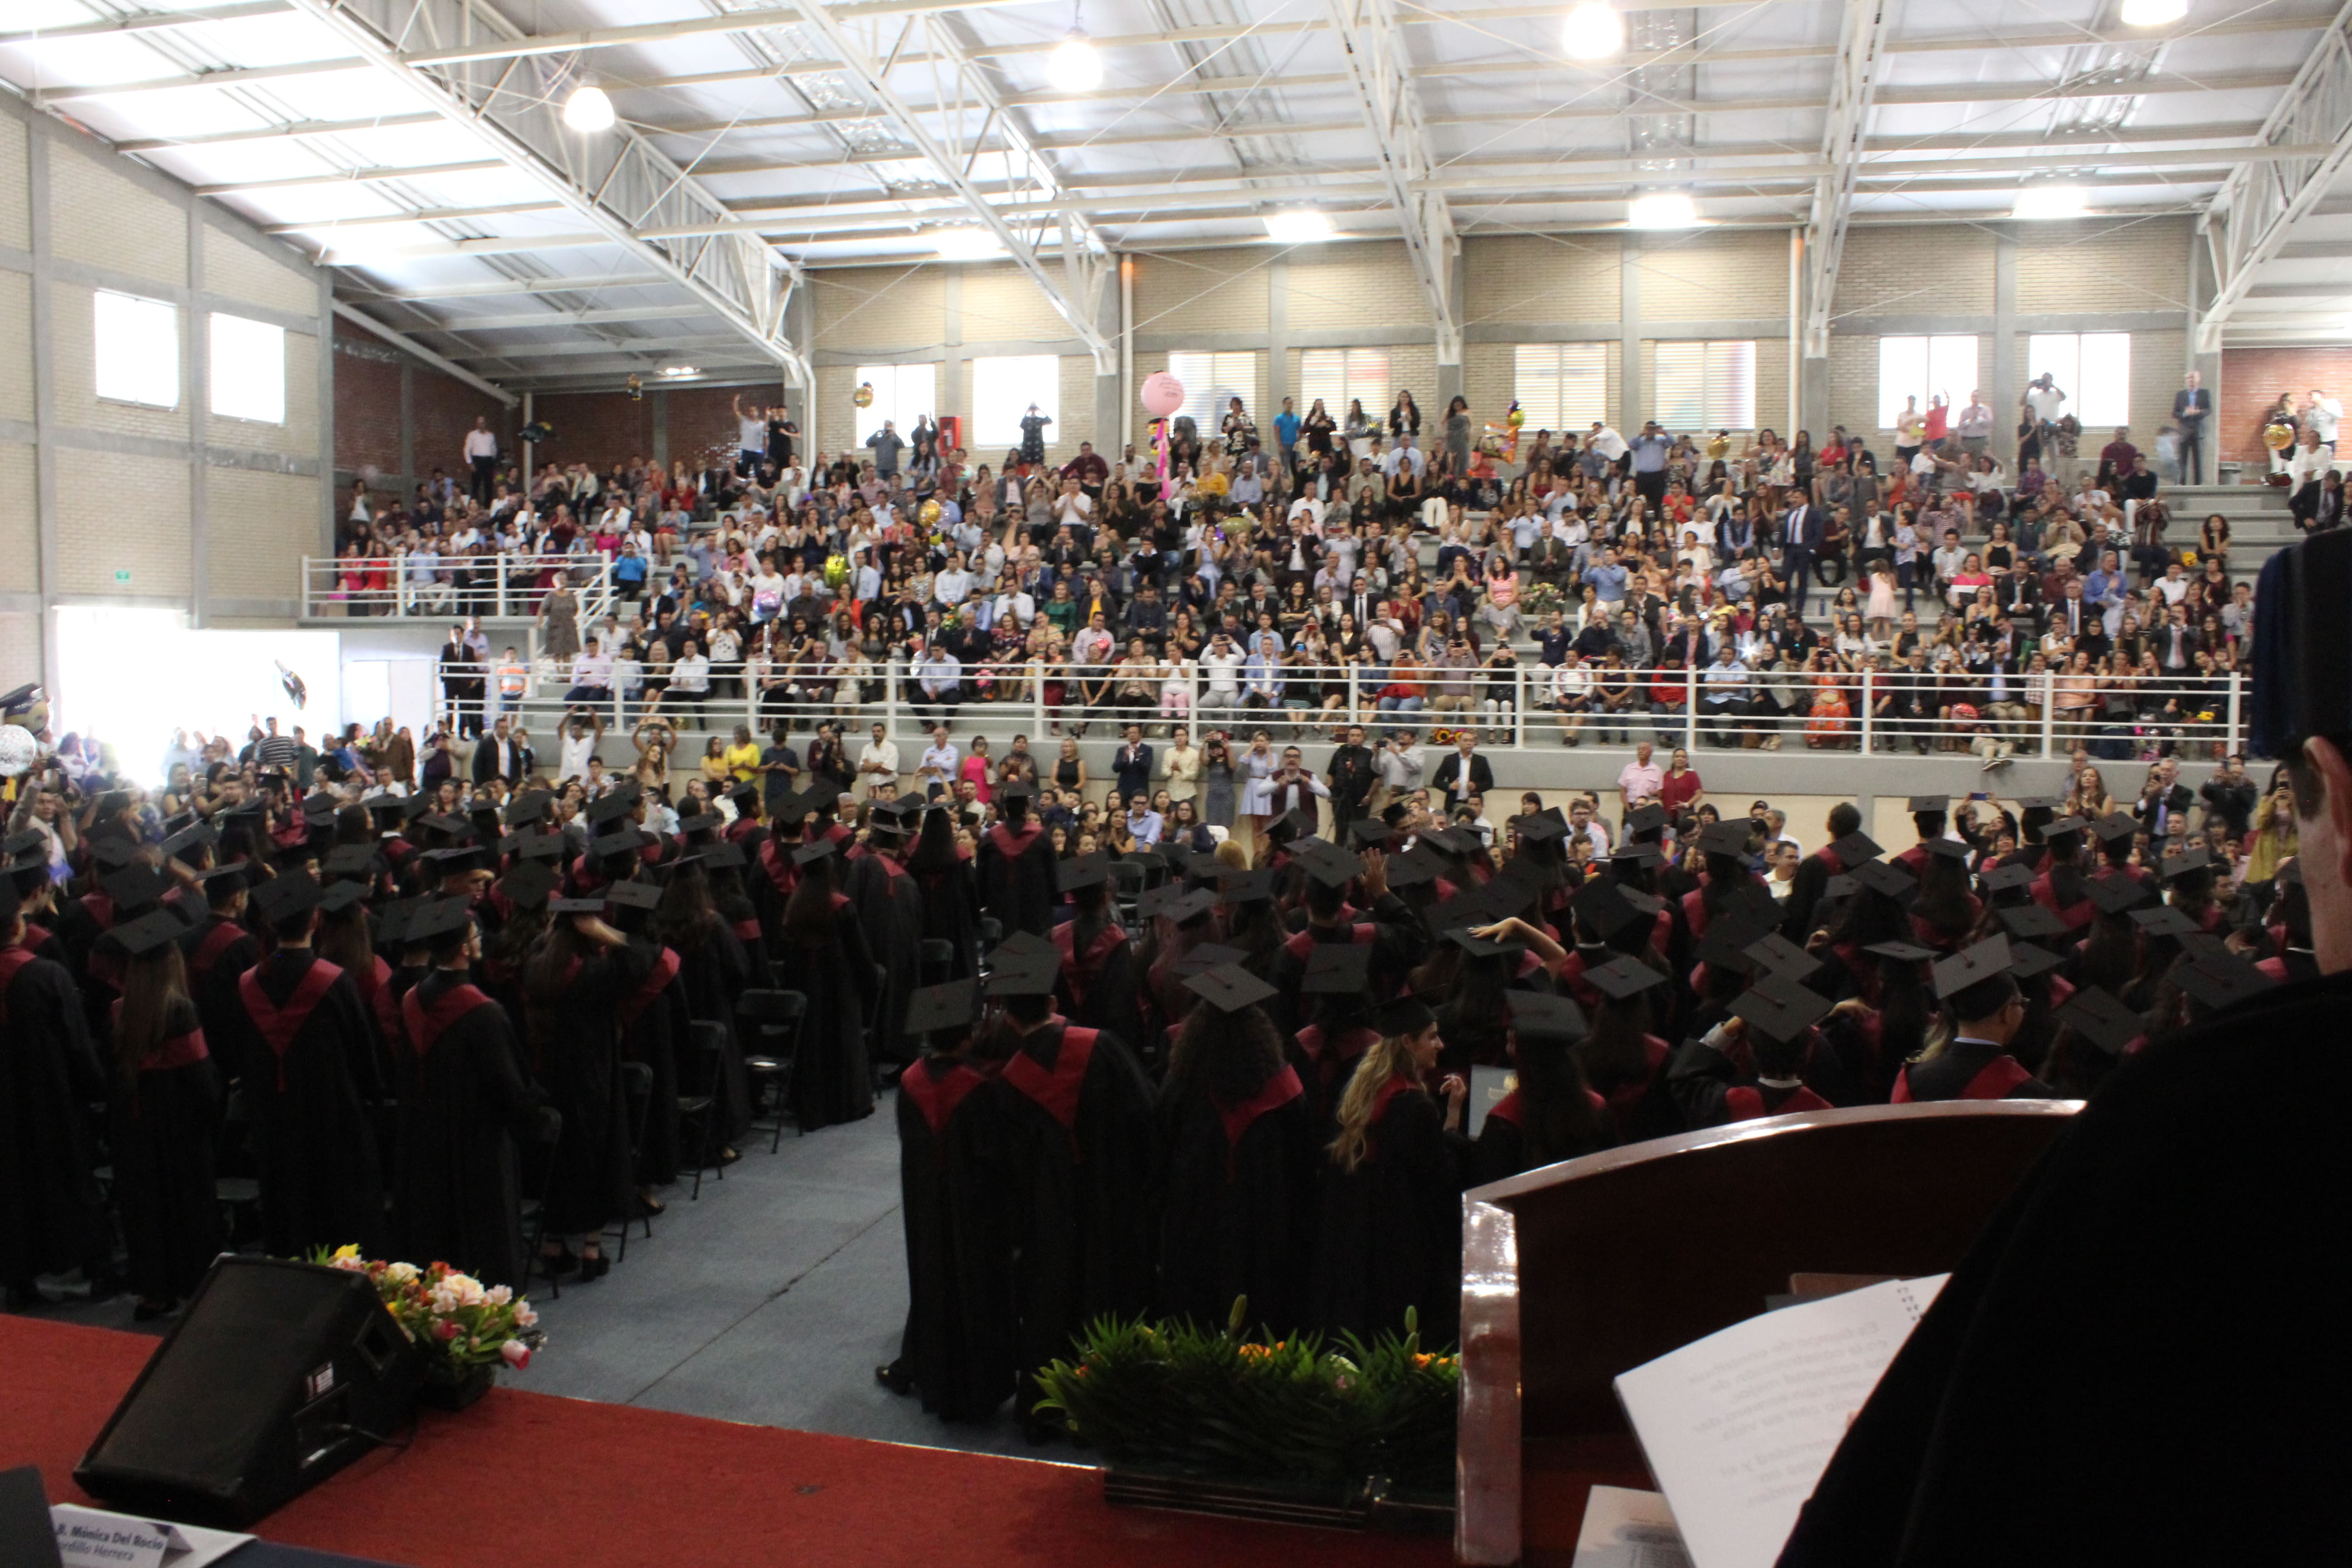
51, 1504, 251, 1568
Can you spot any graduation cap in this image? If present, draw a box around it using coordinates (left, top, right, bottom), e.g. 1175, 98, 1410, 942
688, 841, 748, 872
1692, 921, 1764, 974
500, 861, 558, 910
1607, 842, 1665, 872
103, 908, 187, 960
159, 821, 219, 861
1300, 942, 1373, 995
1292, 838, 1361, 890
1383, 846, 1442, 889
2013, 795, 2063, 813
1906, 794, 1950, 815
1625, 804, 1667, 838
3, 828, 43, 858
406, 896, 474, 945
2088, 813, 2140, 845
1420, 826, 1478, 858
519, 836, 567, 865
1219, 868, 1275, 905
585, 785, 642, 826
1057, 852, 1111, 893
997, 779, 1037, 802
1714, 881, 1781, 931
90, 839, 141, 871
2159, 847, 2213, 881
322, 844, 377, 881
726, 780, 761, 813
1694, 820, 1751, 858
250, 872, 323, 924
2249, 527, 2352, 758
318, 880, 369, 916
1978, 861, 2036, 895
359, 792, 405, 823
1373, 991, 1437, 1037
1863, 938, 1936, 963
102, 864, 171, 914
1996, 902, 2068, 941
2177, 930, 2233, 967
2083, 874, 2157, 918
191, 863, 249, 895
1269, 807, 1318, 843
1183, 962, 1279, 1014
985, 953, 1062, 998
400, 793, 437, 824
1571, 877, 1649, 943
903, 980, 980, 1039
1729, 972, 1834, 1042
592, 828, 647, 860
506, 793, 551, 828
1830, 830, 1883, 866
426, 845, 493, 878
2044, 815, 2090, 839
994, 930, 1058, 965
548, 898, 606, 916
1445, 925, 1527, 960
606, 879, 662, 911
373, 898, 418, 946
2128, 904, 2201, 939
2006, 942, 2064, 980
420, 813, 473, 839
1930, 936, 2014, 1001
2174, 956, 2275, 1011
1586, 954, 1667, 1001
303, 793, 344, 823
1921, 837, 1973, 862
1348, 820, 1397, 851
1741, 931, 1823, 983
2056, 987, 2141, 1057
770, 792, 814, 828
1847, 858, 1917, 901
1513, 812, 1571, 848
1161, 887, 1219, 924
1507, 990, 1588, 1044
1171, 942, 1247, 978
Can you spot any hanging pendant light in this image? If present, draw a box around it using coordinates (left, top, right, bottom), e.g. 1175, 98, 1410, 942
563, 79, 616, 134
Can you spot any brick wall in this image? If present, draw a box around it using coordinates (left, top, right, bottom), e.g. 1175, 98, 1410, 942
333, 323, 403, 482
1288, 241, 1429, 333
49, 146, 184, 287
1465, 234, 1620, 324
533, 392, 654, 476
57, 449, 190, 598
2015, 218, 2192, 315
1834, 226, 1997, 318
0, 441, 33, 593
0, 268, 28, 425
2217, 347, 2352, 462
411, 366, 510, 495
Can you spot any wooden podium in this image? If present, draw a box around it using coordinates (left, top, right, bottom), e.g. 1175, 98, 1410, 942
1453, 1101, 2081, 1565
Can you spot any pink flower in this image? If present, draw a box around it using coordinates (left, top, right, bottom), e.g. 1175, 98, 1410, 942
500, 1339, 532, 1370
434, 1320, 460, 1342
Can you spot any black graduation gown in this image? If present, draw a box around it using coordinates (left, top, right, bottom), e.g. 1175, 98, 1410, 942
1891, 1039, 2058, 1102
976, 823, 1057, 938
106, 999, 225, 1301
848, 854, 926, 1067
0, 949, 110, 1289
393, 969, 547, 1288
1311, 1080, 1469, 1346
1779, 972, 2352, 1567
1152, 1069, 1320, 1336
227, 951, 389, 1259
917, 862, 983, 981
1269, 898, 1430, 1036
895, 1056, 1016, 1421
770, 896, 880, 1129
676, 921, 755, 1140
1470, 1088, 1616, 1186
533, 952, 633, 1237
177, 915, 260, 1082
617, 945, 690, 1186
995, 1021, 1158, 1384
1052, 916, 1146, 1049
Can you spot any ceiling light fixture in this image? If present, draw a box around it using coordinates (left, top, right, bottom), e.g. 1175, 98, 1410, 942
1562, 2, 1625, 60
1263, 209, 1335, 243
562, 80, 616, 134
1047, 28, 1104, 93
2118, 0, 2188, 26
1628, 191, 1697, 229
2013, 183, 2089, 220
932, 225, 1006, 260
660, 366, 700, 377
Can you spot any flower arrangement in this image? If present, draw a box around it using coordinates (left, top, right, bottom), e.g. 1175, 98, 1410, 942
318, 1246, 544, 1376
1034, 1298, 1459, 1496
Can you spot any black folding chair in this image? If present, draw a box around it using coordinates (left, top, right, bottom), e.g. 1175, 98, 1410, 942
609, 1060, 655, 1259
734, 990, 807, 1152
917, 939, 956, 985
519, 1107, 566, 1297
676, 1021, 731, 1200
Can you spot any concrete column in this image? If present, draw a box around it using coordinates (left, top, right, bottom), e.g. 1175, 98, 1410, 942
28, 131, 57, 696
941, 265, 965, 445
1619, 236, 1643, 426
2188, 227, 2220, 484
397, 358, 416, 503
317, 264, 336, 558
785, 283, 817, 441
1436, 246, 1465, 407
651, 387, 670, 470
1265, 254, 1289, 427
1093, 262, 1120, 455
1993, 233, 2018, 465
187, 197, 210, 628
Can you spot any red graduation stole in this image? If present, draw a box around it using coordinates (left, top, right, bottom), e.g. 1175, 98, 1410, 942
372, 965, 409, 1049
237, 957, 346, 1089
1049, 921, 1127, 1011
1002, 1022, 1098, 1147
21, 921, 51, 954
0, 945, 39, 1027
1486, 1088, 1523, 1128
986, 823, 1042, 858
402, 980, 495, 1058
1281, 923, 1375, 964
617, 946, 683, 1029
1725, 1083, 1832, 1121
187, 919, 249, 980
1294, 1022, 1377, 1072
757, 837, 798, 898
1214, 1064, 1303, 1175
152, 1027, 211, 1071
1892, 1052, 2032, 1103
901, 1058, 989, 1139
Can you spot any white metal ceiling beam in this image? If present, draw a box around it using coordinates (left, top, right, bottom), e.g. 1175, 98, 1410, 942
1323, 0, 1460, 363
115, 113, 441, 154
1801, 0, 1891, 358
779, 0, 1116, 371
2197, 0, 2352, 349
278, 0, 810, 388
348, 273, 671, 300
0, 0, 294, 46
193, 159, 505, 195
331, 300, 516, 404
446, 334, 750, 361
262, 200, 565, 234
405, 302, 719, 332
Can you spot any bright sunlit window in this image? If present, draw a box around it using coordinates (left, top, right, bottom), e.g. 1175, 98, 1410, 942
1298, 348, 1392, 423
1652, 340, 1755, 431
94, 290, 179, 409
970, 355, 1061, 449
210, 312, 286, 425
1876, 335, 1978, 430
1166, 351, 1264, 432
1513, 343, 1609, 432
854, 363, 938, 448
2027, 333, 2132, 427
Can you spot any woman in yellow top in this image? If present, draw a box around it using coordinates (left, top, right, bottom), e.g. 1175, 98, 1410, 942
723, 723, 762, 782
700, 736, 731, 785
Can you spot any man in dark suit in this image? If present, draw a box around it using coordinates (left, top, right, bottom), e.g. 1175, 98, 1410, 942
2129, 759, 2195, 839
470, 716, 522, 786
2155, 603, 2203, 673
1112, 724, 1153, 800
1431, 732, 1494, 811
1326, 724, 1378, 841
1780, 488, 1823, 620
2171, 370, 2211, 484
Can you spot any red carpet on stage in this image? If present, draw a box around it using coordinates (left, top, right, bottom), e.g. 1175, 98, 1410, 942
1, 1316, 1449, 1568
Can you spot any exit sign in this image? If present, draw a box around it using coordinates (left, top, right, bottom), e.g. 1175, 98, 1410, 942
113, 568, 131, 585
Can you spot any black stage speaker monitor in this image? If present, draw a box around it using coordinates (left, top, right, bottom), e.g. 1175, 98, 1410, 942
76, 1257, 421, 1526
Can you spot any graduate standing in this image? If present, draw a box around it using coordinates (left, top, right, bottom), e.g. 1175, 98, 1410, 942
0, 877, 112, 1307
771, 841, 880, 1128
101, 910, 225, 1319
524, 899, 636, 1279
1472, 991, 1613, 1184
976, 783, 1057, 937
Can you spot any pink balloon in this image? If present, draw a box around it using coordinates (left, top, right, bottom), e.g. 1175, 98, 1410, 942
1141, 371, 1186, 420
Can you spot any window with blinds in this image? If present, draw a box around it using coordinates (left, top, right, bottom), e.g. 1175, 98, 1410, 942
1512, 343, 1609, 433
1165, 351, 1264, 431
1297, 348, 1392, 421
1876, 335, 1978, 430
1651, 340, 1756, 431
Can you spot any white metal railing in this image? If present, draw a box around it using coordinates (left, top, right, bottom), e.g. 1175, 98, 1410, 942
301, 553, 616, 624
418, 656, 2253, 766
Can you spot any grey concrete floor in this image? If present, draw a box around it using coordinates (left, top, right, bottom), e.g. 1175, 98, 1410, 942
20, 1090, 1049, 1463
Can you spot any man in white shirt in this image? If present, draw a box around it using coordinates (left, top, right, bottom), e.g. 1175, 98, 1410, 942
1616, 740, 1664, 813
464, 416, 500, 505
1382, 435, 1426, 483
916, 646, 962, 724
1199, 633, 1245, 712
2305, 387, 2342, 451
856, 721, 900, 798
1587, 421, 1629, 463
1052, 477, 1094, 528
1956, 391, 1997, 453
1286, 493, 1324, 529
934, 554, 974, 608
2023, 374, 2066, 428
1374, 728, 1424, 808
916, 724, 958, 799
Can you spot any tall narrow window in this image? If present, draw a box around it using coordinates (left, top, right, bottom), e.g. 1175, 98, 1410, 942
210, 313, 286, 425
94, 290, 180, 409
970, 356, 1061, 449
1876, 335, 1978, 430
853, 363, 939, 447
2027, 333, 2132, 427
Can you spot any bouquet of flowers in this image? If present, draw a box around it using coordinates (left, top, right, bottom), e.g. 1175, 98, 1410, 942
319, 1246, 544, 1374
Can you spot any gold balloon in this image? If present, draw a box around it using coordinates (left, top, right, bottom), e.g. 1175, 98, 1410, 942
1507, 405, 1525, 430
920, 499, 942, 527
2264, 421, 2295, 451
1705, 434, 1731, 460
853, 381, 875, 409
